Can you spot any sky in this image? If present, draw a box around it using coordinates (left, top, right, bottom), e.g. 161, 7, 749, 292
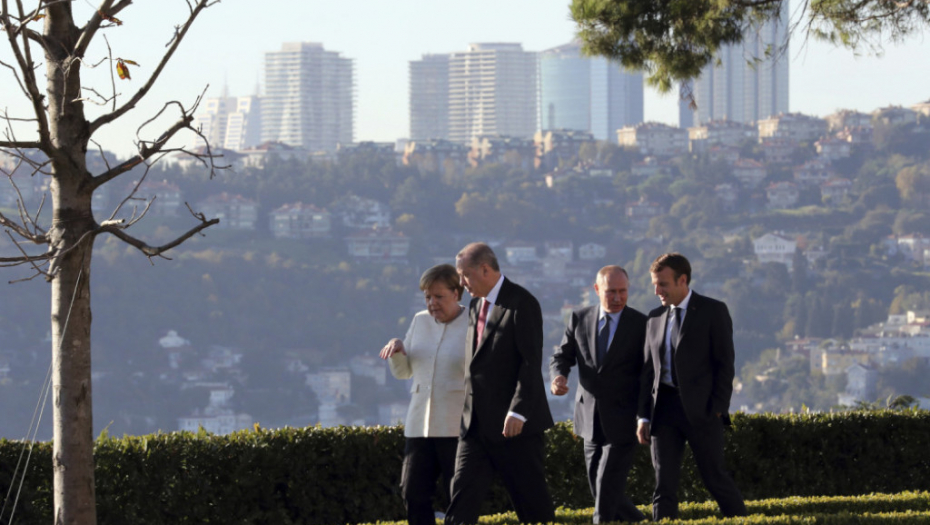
1, 0, 928, 159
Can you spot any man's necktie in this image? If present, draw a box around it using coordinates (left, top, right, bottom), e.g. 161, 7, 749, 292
596, 314, 611, 365
475, 299, 491, 353
669, 306, 681, 385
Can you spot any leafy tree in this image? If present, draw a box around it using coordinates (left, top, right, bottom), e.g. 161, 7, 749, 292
0, 3, 220, 523
571, 0, 930, 91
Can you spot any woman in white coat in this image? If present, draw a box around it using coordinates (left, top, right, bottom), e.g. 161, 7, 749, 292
379, 264, 468, 525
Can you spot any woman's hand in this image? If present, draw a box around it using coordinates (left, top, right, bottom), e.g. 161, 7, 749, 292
379, 338, 406, 359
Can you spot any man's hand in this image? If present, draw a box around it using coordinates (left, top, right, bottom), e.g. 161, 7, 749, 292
550, 375, 569, 396
637, 421, 651, 445
379, 338, 406, 359
502, 415, 524, 438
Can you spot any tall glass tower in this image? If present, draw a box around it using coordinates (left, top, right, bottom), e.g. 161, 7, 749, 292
539, 41, 644, 141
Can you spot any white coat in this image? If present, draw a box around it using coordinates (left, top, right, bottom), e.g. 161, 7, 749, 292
389, 308, 468, 437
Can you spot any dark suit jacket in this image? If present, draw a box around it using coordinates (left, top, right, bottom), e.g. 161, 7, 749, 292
639, 292, 736, 427
550, 305, 647, 446
461, 278, 554, 442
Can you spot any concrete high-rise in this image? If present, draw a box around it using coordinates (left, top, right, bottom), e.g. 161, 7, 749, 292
691, 3, 789, 125
446, 43, 537, 144
409, 54, 450, 141
261, 42, 354, 152
223, 96, 263, 151
539, 41, 643, 141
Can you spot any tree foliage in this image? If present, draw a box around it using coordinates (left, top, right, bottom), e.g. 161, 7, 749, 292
570, 0, 930, 91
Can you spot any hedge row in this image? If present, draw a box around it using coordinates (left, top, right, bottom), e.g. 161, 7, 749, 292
1, 411, 929, 524
369, 492, 930, 525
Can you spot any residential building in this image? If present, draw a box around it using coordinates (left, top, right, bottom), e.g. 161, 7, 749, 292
261, 42, 354, 152
349, 355, 387, 386
872, 105, 918, 126
333, 195, 391, 230
345, 228, 410, 261
688, 119, 757, 151
447, 43, 538, 144
824, 109, 872, 131
239, 141, 309, 168
815, 137, 852, 162
765, 181, 799, 209
504, 242, 538, 265
731, 158, 767, 189
578, 243, 606, 261
759, 137, 797, 164
715, 183, 739, 211
626, 198, 665, 229
469, 134, 536, 172
631, 156, 674, 179
268, 202, 331, 239
753, 232, 797, 268
135, 180, 182, 217
616, 122, 688, 157
820, 349, 871, 376
793, 159, 834, 188
539, 40, 644, 141
838, 363, 879, 406
409, 54, 450, 140
197, 193, 259, 230
758, 113, 828, 143
306, 368, 351, 404
690, 2, 790, 125
402, 139, 470, 177
912, 99, 930, 118
820, 178, 852, 205
535, 129, 596, 171
177, 385, 253, 435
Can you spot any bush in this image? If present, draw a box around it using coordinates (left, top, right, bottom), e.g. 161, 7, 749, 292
1, 411, 929, 524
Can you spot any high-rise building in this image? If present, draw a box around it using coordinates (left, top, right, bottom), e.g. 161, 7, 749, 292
691, 3, 789, 125
192, 95, 237, 149
409, 54, 450, 141
223, 96, 263, 151
446, 43, 537, 144
261, 42, 354, 152
539, 41, 643, 141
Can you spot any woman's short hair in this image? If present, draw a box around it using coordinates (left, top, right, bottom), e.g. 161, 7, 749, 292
419, 264, 464, 299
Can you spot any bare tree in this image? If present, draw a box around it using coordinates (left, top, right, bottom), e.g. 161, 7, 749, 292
0, 2, 222, 524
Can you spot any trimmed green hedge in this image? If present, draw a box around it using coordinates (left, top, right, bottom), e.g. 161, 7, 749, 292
371, 493, 930, 525
1, 411, 929, 524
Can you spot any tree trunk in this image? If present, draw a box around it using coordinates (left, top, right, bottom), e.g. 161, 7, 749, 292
45, 6, 98, 524
51, 232, 96, 525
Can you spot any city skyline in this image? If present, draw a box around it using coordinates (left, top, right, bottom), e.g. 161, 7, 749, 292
0, 1, 927, 158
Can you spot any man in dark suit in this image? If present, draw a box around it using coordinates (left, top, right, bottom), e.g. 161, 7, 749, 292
637, 253, 747, 520
445, 242, 555, 525
550, 266, 647, 523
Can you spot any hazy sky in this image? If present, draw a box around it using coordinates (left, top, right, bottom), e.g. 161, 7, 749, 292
1, 1, 928, 159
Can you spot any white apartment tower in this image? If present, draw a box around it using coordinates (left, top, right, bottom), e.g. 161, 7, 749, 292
261, 42, 354, 152
409, 54, 450, 141
223, 96, 263, 151
690, 3, 789, 126
447, 43, 537, 144
192, 95, 236, 149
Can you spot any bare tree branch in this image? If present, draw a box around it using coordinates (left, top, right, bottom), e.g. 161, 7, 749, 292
73, 0, 133, 58
88, 0, 217, 135
101, 204, 219, 260
0, 0, 51, 152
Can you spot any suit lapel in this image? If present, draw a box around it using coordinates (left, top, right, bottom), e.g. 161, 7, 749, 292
676, 294, 701, 355
587, 307, 600, 368
473, 281, 507, 360
601, 310, 629, 369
